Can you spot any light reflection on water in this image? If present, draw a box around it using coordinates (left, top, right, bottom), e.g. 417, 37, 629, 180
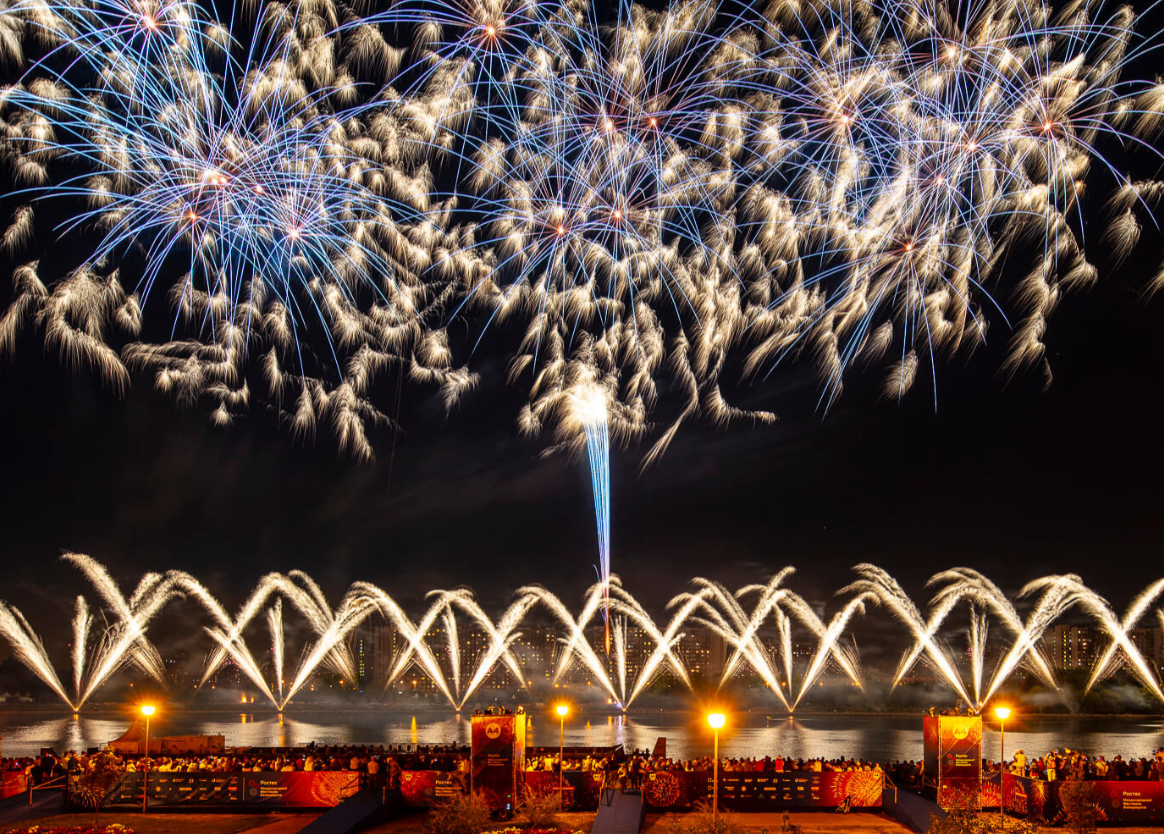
0, 711, 1161, 761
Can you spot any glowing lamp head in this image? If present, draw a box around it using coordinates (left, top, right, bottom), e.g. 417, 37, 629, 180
707, 712, 726, 730
141, 705, 156, 717
556, 704, 569, 718
994, 707, 1011, 721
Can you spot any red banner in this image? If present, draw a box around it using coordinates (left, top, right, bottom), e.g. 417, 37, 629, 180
640, 770, 883, 810
1, 773, 27, 800
524, 770, 604, 810
70, 771, 358, 808
1004, 776, 1164, 823
399, 771, 467, 807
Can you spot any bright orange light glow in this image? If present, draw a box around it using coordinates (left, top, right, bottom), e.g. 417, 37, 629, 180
649, 117, 658, 127
612, 210, 621, 220
557, 225, 565, 235
994, 706, 1012, 720
556, 704, 569, 717
1042, 121, 1053, 133
707, 712, 726, 730
904, 241, 914, 252
141, 704, 156, 717
485, 24, 495, 37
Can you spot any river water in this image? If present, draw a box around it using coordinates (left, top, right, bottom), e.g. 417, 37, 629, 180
2, 710, 1163, 761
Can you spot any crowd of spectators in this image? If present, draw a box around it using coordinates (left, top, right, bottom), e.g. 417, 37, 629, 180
8, 745, 1164, 790
1002, 748, 1164, 781
4, 744, 472, 788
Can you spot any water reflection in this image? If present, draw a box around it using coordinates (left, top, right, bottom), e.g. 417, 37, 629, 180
0, 710, 1161, 761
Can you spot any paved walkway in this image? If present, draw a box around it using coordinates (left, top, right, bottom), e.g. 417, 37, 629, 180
240, 814, 321, 834
642, 812, 912, 833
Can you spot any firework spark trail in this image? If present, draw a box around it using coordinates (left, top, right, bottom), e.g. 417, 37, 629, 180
452, 593, 539, 708
350, 583, 456, 707
0, 602, 76, 710
442, 606, 460, 700
969, 608, 988, 709
267, 598, 284, 704
785, 596, 868, 709
281, 591, 378, 706
348, 586, 532, 710
576, 386, 612, 634
205, 627, 280, 707
521, 582, 622, 703
1054, 577, 1164, 701
443, 592, 533, 693
673, 576, 798, 708
609, 583, 698, 706
71, 596, 91, 702
844, 564, 975, 707
64, 553, 169, 689
930, 568, 1069, 705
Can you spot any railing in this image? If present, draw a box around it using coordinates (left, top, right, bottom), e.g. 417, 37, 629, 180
882, 773, 898, 804
29, 773, 68, 806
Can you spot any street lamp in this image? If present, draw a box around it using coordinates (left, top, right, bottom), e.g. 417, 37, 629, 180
140, 705, 156, 813
555, 704, 569, 809
995, 706, 1012, 818
707, 713, 726, 827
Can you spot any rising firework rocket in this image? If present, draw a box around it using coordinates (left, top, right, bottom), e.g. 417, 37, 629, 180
578, 388, 612, 651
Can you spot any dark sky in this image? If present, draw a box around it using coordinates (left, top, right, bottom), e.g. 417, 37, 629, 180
1, 242, 1162, 650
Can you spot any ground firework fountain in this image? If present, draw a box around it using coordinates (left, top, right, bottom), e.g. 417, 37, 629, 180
4, 557, 1164, 713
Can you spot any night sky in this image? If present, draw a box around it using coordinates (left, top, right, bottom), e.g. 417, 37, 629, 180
1, 237, 1162, 659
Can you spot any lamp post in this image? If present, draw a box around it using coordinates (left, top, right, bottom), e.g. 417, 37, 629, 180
555, 704, 569, 809
995, 707, 1011, 820
707, 713, 726, 827
140, 705, 155, 813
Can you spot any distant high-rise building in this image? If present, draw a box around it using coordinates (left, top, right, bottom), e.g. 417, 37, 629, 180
1042, 624, 1098, 670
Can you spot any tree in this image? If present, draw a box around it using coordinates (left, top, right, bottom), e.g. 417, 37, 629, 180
72, 753, 125, 823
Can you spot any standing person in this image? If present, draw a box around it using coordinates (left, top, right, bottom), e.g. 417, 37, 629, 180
366, 756, 381, 798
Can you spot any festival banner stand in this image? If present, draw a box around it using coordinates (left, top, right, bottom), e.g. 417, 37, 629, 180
923, 715, 982, 810
470, 713, 525, 813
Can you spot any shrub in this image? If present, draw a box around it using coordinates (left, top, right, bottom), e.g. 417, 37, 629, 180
928, 809, 1040, 834
1058, 781, 1099, 834
424, 790, 492, 834
519, 785, 561, 828
667, 799, 749, 834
